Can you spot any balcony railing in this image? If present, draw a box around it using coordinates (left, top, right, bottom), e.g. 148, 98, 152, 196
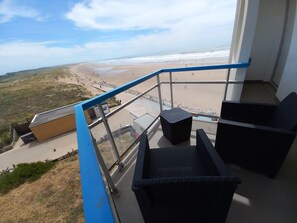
74, 60, 250, 222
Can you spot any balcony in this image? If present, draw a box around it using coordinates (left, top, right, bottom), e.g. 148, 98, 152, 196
75, 62, 297, 223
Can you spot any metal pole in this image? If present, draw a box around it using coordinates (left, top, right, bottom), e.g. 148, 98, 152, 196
91, 134, 118, 194
89, 84, 158, 129
223, 68, 231, 101
157, 74, 163, 112
169, 72, 174, 108
98, 104, 124, 171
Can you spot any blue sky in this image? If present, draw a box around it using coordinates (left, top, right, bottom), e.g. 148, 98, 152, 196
0, 0, 236, 75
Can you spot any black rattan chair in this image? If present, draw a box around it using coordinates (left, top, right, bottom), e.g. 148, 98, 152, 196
215, 92, 297, 178
132, 129, 240, 223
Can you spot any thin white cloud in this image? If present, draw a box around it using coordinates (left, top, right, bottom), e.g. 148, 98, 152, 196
66, 0, 235, 31
0, 24, 231, 74
0, 0, 42, 23
0, 1, 237, 74
64, 0, 236, 55
0, 41, 86, 73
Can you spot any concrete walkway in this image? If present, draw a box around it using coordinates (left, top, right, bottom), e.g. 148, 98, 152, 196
0, 86, 141, 171
0, 131, 78, 171
0, 99, 158, 171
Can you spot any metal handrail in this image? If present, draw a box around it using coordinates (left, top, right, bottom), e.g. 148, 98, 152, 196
75, 60, 250, 223
88, 84, 158, 129
75, 105, 116, 223
81, 61, 250, 110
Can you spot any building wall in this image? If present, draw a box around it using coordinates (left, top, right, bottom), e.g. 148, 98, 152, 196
231, 0, 297, 101
31, 111, 91, 141
272, 0, 295, 86
227, 0, 259, 101
245, 0, 287, 81
277, 0, 297, 100
242, 0, 297, 100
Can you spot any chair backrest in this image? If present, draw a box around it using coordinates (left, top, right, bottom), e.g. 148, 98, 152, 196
273, 92, 297, 131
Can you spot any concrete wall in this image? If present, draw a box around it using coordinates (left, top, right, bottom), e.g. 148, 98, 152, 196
231, 0, 297, 101
31, 112, 91, 141
272, 0, 295, 86
246, 0, 287, 81
243, 0, 297, 100
228, 0, 259, 101
277, 0, 297, 100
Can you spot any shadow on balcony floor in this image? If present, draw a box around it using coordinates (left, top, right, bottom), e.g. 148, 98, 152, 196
241, 81, 278, 104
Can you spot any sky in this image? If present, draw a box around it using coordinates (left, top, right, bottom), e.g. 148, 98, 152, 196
0, 0, 237, 75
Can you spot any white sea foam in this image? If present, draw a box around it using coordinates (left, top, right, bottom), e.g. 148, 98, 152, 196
93, 48, 230, 65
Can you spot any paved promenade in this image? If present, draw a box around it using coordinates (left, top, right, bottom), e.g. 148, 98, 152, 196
0, 99, 155, 171
0, 131, 78, 171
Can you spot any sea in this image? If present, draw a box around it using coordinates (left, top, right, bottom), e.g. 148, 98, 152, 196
91, 47, 230, 65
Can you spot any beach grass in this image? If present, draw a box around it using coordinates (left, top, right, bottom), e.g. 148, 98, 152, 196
0, 161, 56, 194
0, 66, 92, 148
0, 155, 84, 222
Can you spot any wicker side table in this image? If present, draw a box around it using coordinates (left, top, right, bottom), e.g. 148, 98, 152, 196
160, 108, 192, 145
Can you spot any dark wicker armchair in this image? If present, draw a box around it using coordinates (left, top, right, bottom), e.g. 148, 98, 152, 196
215, 92, 297, 178
132, 129, 240, 223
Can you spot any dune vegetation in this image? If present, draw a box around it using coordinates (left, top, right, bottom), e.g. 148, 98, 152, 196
0, 155, 84, 223
0, 66, 91, 149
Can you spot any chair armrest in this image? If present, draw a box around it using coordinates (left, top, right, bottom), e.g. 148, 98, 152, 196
221, 101, 276, 123
196, 129, 234, 177
132, 134, 150, 186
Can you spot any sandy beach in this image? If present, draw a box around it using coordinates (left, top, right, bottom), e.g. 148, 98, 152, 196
62, 55, 229, 117
0, 52, 229, 170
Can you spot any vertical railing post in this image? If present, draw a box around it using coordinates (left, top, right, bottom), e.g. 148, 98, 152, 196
169, 72, 174, 108
223, 68, 231, 101
91, 133, 118, 194
98, 104, 124, 171
157, 74, 163, 112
